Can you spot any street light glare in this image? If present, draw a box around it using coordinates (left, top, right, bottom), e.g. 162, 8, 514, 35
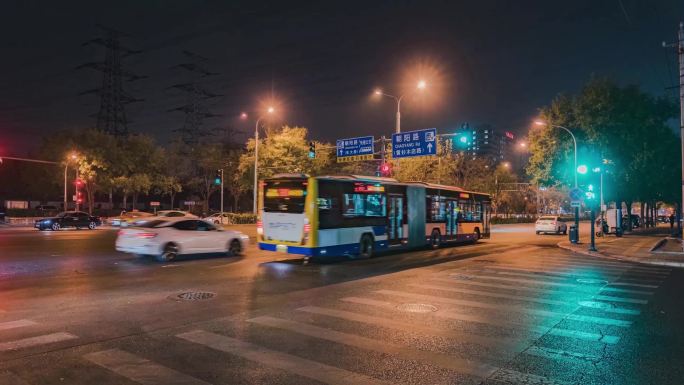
240, 112, 248, 119
267, 106, 275, 114
417, 80, 426, 89
373, 88, 382, 96
533, 120, 547, 126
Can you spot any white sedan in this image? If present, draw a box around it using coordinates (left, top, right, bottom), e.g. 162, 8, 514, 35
115, 218, 248, 262
535, 216, 568, 235
202, 213, 232, 225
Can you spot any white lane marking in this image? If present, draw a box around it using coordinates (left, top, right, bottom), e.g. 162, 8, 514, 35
0, 320, 37, 331
412, 283, 568, 306
0, 372, 31, 385
594, 295, 648, 305
488, 368, 572, 385
177, 330, 392, 385
341, 297, 620, 345
0, 332, 78, 351
524, 258, 671, 275
298, 304, 518, 349
248, 316, 499, 378
85, 349, 210, 385
524, 345, 601, 364
376, 290, 633, 327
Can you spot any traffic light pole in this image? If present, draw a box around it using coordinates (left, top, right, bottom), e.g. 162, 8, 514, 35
220, 168, 224, 218
589, 207, 597, 251
75, 168, 80, 212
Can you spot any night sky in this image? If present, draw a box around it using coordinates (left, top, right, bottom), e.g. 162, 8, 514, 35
1, 0, 682, 156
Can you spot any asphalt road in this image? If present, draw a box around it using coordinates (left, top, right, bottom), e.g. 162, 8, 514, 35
0, 223, 681, 385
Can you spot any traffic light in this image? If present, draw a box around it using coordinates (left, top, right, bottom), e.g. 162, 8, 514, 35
76, 191, 83, 204
378, 162, 391, 177
585, 184, 596, 201
74, 179, 84, 188
214, 170, 222, 186
308, 142, 316, 159
577, 164, 588, 174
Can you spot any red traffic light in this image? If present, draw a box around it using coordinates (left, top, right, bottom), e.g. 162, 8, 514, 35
379, 162, 391, 176
74, 179, 84, 188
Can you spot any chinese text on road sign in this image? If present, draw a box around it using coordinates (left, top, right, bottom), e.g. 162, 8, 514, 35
391, 128, 437, 159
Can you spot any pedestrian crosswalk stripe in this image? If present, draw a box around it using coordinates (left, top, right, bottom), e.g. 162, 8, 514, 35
0, 371, 30, 385
526, 254, 671, 273
488, 368, 572, 385
491, 270, 661, 286
247, 316, 499, 378
177, 330, 393, 385
594, 295, 648, 304
411, 283, 568, 306
84, 349, 210, 385
432, 275, 652, 296
481, 263, 664, 280
0, 332, 77, 352
527, 257, 670, 274
0, 320, 36, 331
448, 272, 655, 296
608, 282, 659, 289
523, 345, 600, 364
416, 283, 642, 314
298, 304, 519, 350
341, 297, 621, 345
376, 290, 633, 327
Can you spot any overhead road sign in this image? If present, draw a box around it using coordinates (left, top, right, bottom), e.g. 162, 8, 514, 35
391, 128, 437, 159
336, 136, 374, 162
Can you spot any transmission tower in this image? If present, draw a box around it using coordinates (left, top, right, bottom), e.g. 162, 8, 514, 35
78, 25, 145, 137
168, 50, 223, 147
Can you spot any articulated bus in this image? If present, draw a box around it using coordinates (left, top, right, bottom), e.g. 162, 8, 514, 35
257, 174, 491, 259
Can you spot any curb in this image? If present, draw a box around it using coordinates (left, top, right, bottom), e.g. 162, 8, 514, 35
649, 238, 667, 252
557, 241, 684, 268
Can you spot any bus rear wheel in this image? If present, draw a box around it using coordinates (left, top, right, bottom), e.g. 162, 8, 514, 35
357, 235, 374, 259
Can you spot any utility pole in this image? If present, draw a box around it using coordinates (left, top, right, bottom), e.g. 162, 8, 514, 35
169, 51, 222, 149
220, 168, 224, 217
664, 22, 684, 243
78, 25, 145, 137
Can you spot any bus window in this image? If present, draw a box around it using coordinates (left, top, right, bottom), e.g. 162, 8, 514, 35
263, 181, 307, 213
428, 195, 446, 221
343, 193, 386, 217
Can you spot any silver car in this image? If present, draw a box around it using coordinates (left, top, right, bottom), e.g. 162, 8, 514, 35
535, 216, 568, 235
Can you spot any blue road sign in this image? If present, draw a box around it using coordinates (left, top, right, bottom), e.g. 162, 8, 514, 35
391, 128, 437, 159
336, 136, 374, 159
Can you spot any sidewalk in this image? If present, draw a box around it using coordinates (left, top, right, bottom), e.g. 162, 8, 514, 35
558, 225, 684, 268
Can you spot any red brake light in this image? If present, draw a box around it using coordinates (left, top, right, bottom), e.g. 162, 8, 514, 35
303, 223, 311, 233
136, 232, 157, 239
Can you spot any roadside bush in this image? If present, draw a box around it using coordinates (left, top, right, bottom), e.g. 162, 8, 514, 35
490, 216, 537, 224
224, 213, 257, 224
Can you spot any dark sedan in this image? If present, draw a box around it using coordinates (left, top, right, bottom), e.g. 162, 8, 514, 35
35, 211, 102, 231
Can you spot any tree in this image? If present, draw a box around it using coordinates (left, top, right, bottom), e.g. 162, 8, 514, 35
238, 126, 334, 195
527, 77, 679, 215
156, 175, 183, 208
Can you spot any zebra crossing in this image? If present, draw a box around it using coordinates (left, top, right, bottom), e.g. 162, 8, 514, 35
3, 251, 670, 385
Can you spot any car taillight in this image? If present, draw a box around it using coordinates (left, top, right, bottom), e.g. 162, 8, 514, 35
136, 232, 157, 239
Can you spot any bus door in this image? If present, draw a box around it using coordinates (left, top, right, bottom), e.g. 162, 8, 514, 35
445, 200, 458, 238
387, 194, 404, 244
481, 202, 491, 238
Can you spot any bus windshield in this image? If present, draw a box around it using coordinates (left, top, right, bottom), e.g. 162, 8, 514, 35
263, 180, 307, 213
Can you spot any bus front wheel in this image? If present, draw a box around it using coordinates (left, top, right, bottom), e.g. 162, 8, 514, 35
357, 234, 374, 259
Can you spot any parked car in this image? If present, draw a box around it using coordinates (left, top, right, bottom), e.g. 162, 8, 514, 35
535, 216, 568, 235
202, 212, 232, 225
110, 210, 154, 227
115, 218, 248, 262
35, 211, 102, 231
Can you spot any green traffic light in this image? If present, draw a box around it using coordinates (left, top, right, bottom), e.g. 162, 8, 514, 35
577, 165, 588, 174
459, 136, 468, 144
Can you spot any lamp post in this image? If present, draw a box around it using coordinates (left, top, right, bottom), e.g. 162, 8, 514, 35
249, 107, 275, 214
374, 80, 426, 134
535, 120, 579, 242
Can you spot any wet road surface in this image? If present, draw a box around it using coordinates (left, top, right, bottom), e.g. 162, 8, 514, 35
0, 224, 681, 384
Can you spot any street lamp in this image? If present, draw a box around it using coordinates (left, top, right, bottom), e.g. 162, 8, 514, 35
249, 107, 275, 214
374, 79, 427, 134
534, 120, 580, 242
